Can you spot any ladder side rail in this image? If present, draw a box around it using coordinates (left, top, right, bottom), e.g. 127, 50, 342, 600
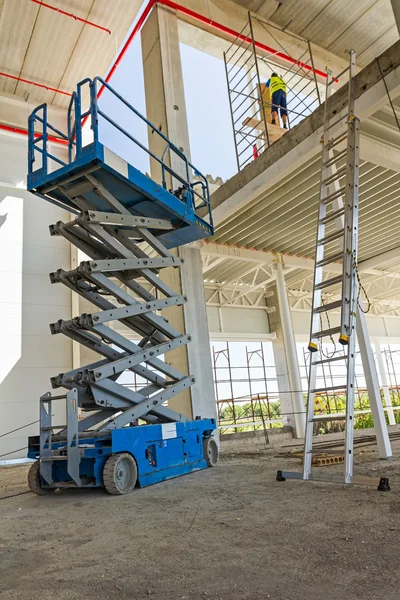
308, 70, 333, 350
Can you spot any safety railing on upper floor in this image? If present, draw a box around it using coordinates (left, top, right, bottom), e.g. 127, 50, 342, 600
223, 12, 323, 171
28, 76, 212, 228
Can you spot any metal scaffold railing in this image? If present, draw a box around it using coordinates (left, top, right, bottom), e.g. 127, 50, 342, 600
223, 11, 322, 171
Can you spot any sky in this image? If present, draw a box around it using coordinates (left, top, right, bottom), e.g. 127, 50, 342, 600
97, 29, 238, 182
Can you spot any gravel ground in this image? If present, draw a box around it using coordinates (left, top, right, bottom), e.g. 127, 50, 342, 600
1, 441, 400, 600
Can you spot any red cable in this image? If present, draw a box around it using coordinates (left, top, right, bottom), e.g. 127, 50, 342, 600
30, 0, 111, 34
0, 123, 68, 145
0, 71, 71, 96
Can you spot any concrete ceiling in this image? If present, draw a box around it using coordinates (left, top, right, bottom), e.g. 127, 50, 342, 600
0, 0, 142, 108
233, 0, 399, 67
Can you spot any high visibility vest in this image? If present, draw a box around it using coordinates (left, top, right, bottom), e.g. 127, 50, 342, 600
270, 76, 286, 95
314, 396, 326, 414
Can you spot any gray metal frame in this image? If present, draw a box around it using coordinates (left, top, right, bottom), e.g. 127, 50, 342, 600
38, 170, 194, 485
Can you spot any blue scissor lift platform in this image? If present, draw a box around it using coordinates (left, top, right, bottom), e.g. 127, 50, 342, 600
26, 77, 218, 495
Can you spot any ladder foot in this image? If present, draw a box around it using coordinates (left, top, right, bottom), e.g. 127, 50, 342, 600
377, 477, 391, 492
276, 470, 286, 482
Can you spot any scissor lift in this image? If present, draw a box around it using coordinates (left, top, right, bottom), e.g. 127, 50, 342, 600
26, 77, 218, 495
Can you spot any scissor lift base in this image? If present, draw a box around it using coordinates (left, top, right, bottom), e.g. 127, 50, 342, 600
28, 419, 218, 494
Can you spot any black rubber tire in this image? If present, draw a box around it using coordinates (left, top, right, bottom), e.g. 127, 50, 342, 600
102, 453, 138, 495
203, 437, 219, 467
28, 461, 56, 495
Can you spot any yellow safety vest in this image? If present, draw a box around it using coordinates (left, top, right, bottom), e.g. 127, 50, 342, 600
270, 76, 286, 95
314, 396, 326, 414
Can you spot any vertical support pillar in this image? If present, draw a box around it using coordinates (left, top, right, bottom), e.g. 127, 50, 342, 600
273, 261, 306, 438
267, 285, 296, 432
391, 0, 400, 35
141, 6, 216, 421
374, 339, 396, 426
141, 4, 191, 185
356, 310, 392, 458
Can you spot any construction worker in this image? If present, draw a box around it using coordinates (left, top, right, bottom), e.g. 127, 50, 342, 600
313, 395, 326, 435
267, 72, 288, 129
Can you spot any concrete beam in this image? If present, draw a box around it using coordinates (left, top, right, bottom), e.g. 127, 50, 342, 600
210, 40, 400, 227
0, 91, 67, 134
201, 241, 400, 280
176, 0, 348, 77
358, 247, 400, 271
360, 134, 400, 173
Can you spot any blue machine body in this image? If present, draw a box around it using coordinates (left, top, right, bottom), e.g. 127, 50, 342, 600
28, 419, 216, 489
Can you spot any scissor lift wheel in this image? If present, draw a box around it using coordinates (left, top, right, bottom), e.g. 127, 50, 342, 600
28, 461, 56, 496
203, 438, 219, 467
103, 453, 138, 495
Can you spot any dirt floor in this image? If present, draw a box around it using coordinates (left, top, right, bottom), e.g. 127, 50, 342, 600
1, 440, 400, 600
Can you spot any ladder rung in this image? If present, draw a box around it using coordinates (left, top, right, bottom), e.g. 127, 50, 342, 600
317, 230, 344, 246
313, 355, 347, 365
320, 208, 345, 225
328, 132, 347, 149
312, 326, 341, 339
314, 275, 343, 290
321, 166, 346, 186
323, 186, 346, 204
322, 149, 347, 168
316, 252, 342, 267
311, 414, 347, 422
311, 385, 346, 393
313, 300, 342, 314
41, 456, 68, 461
327, 115, 345, 130
41, 426, 66, 431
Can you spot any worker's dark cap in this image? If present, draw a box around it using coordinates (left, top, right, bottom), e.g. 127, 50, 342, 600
271, 72, 278, 77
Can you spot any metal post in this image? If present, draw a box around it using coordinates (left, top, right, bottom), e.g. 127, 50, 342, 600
374, 340, 396, 426
307, 39, 321, 105
248, 12, 270, 149
223, 51, 241, 172
274, 260, 306, 438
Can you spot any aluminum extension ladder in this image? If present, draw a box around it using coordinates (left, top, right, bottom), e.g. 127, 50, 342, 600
38, 173, 195, 486
277, 50, 390, 490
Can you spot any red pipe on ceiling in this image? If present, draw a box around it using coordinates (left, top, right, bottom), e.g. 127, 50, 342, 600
30, 0, 111, 34
0, 123, 68, 144
0, 71, 72, 97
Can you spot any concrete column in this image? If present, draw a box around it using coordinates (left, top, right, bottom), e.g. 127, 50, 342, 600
391, 0, 400, 35
141, 5, 216, 421
267, 288, 296, 433
374, 340, 396, 426
356, 309, 392, 458
272, 261, 306, 438
141, 4, 191, 185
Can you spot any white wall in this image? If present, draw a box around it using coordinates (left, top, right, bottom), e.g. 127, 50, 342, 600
207, 306, 271, 337
290, 309, 400, 343
0, 132, 72, 458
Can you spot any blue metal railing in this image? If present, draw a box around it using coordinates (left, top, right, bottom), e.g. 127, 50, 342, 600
28, 77, 212, 227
